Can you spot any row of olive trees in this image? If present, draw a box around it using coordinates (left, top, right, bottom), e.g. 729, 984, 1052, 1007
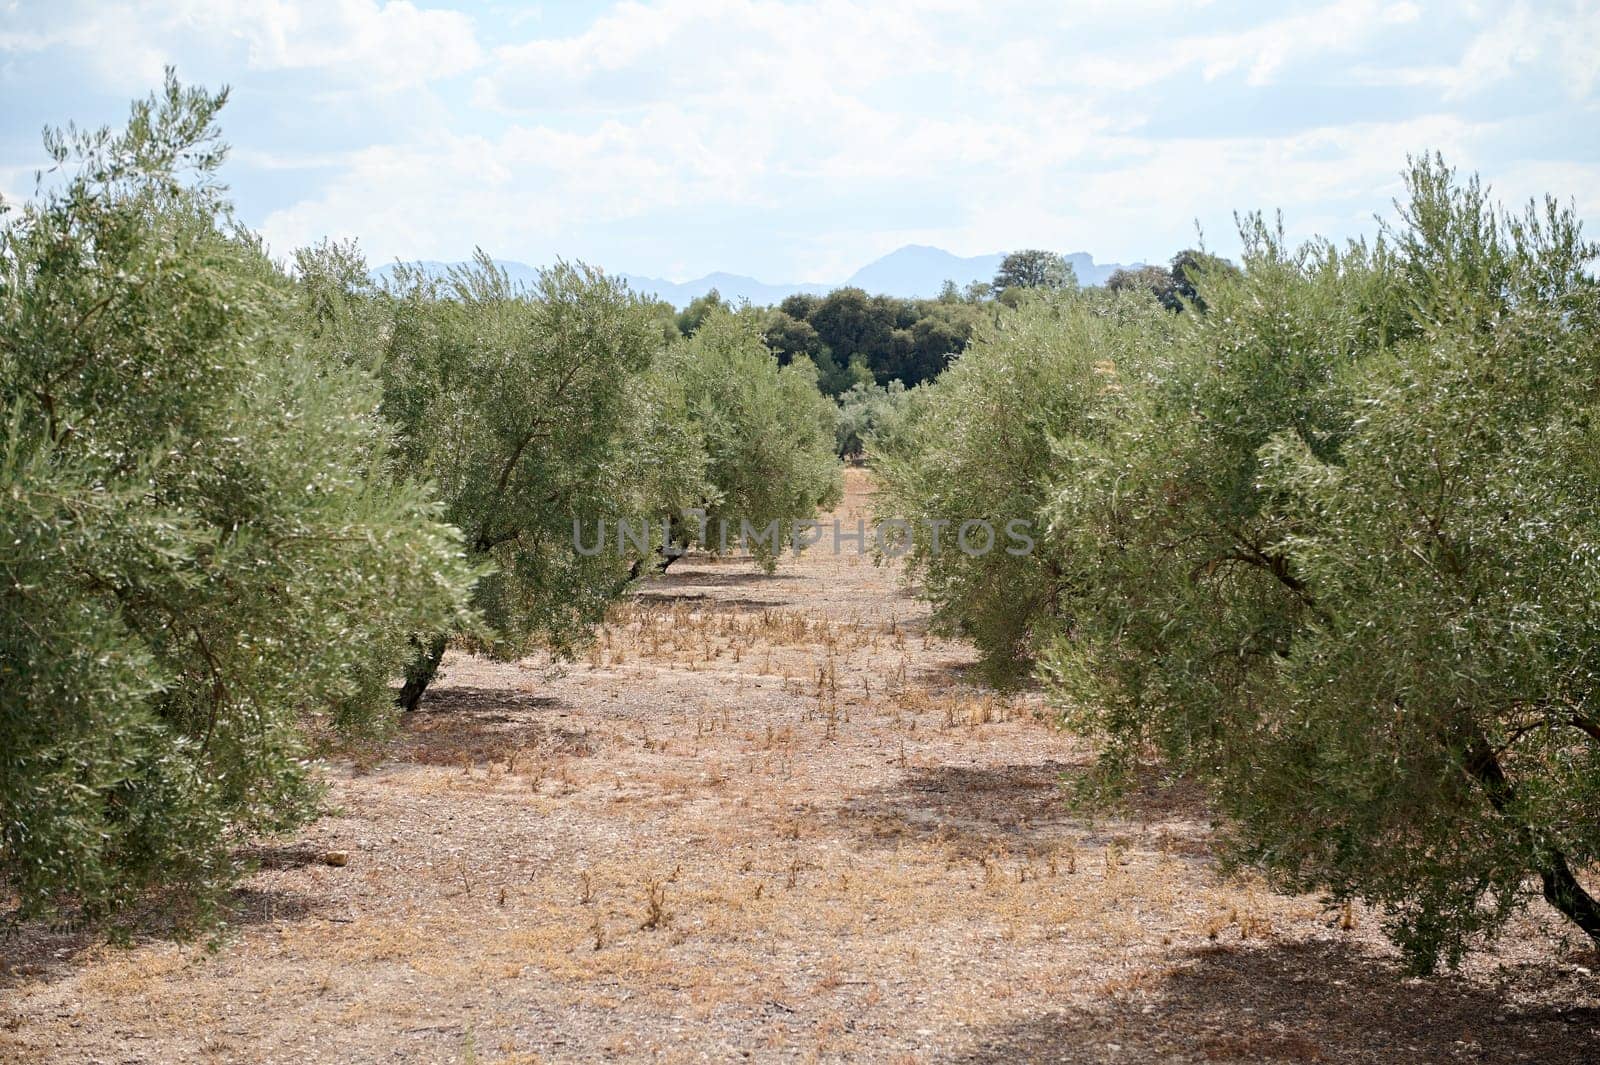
0, 77, 841, 919
0, 80, 479, 919
876, 156, 1600, 971
297, 248, 841, 710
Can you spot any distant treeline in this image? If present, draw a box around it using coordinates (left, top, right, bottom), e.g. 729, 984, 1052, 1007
664, 248, 1239, 395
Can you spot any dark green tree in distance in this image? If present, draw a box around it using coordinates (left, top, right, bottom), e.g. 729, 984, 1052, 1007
808, 348, 876, 398
1105, 264, 1179, 309
760, 309, 824, 366
1167, 247, 1241, 311
675, 287, 727, 336
992, 249, 1077, 297
760, 287, 980, 391
809, 287, 893, 374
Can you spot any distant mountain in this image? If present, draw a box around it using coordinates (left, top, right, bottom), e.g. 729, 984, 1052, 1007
615, 271, 828, 307
843, 245, 1004, 297
371, 246, 1145, 307
1060, 252, 1137, 288
842, 245, 1139, 296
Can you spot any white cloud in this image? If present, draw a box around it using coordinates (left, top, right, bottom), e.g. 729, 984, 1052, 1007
1489, 159, 1600, 221
1220, 0, 1423, 85
0, 3, 173, 89
1, 0, 483, 91
472, 0, 961, 114
211, 0, 483, 90
257, 104, 1511, 275
1011, 0, 1424, 91
256, 106, 772, 265
884, 113, 1497, 267
1351, 1, 1600, 99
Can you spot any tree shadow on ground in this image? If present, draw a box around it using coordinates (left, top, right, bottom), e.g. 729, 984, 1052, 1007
1, 880, 327, 992
238, 842, 330, 872
642, 567, 805, 590
909, 656, 1024, 690
940, 939, 1600, 1063
626, 561, 805, 611
1, 918, 102, 991
386, 685, 593, 768
836, 760, 1211, 861
632, 591, 786, 610
2, 689, 584, 994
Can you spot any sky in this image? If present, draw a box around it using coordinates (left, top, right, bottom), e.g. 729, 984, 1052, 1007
1, 0, 1597, 283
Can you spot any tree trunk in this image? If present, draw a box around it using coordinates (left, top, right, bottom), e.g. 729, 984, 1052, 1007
1539, 852, 1600, 947
617, 515, 689, 592
397, 633, 447, 712
1465, 727, 1600, 950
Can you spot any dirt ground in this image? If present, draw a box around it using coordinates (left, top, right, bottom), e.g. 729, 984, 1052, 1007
4, 468, 1599, 1063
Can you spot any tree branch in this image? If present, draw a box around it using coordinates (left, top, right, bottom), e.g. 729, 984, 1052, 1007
1461, 726, 1600, 948
1569, 714, 1600, 746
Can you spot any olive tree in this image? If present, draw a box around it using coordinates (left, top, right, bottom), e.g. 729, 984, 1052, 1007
873, 289, 1172, 685
369, 254, 669, 709
834, 378, 914, 461
0, 77, 477, 918
636, 309, 843, 573
307, 266, 842, 712
1045, 158, 1600, 969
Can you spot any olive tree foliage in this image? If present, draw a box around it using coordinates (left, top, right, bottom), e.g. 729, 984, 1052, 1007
346, 253, 672, 709
883, 156, 1600, 967
639, 310, 843, 572
1105, 251, 1240, 312
834, 379, 915, 460
872, 290, 1174, 686
297, 257, 842, 709
0, 76, 478, 918
1043, 157, 1600, 969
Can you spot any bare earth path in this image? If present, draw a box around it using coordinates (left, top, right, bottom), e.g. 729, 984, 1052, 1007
4, 469, 1599, 1063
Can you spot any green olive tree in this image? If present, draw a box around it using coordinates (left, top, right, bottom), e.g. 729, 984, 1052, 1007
364, 254, 670, 709
301, 261, 841, 714
0, 76, 477, 918
1045, 158, 1600, 969
872, 290, 1174, 685
635, 309, 843, 574
835, 378, 916, 461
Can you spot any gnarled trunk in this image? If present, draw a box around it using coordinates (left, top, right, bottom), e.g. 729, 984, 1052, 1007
396, 633, 448, 712
619, 513, 691, 591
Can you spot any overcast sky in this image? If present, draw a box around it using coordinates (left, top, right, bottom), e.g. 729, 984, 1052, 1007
2, 0, 1596, 282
